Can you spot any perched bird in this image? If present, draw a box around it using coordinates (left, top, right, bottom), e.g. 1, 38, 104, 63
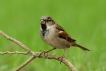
40, 16, 90, 58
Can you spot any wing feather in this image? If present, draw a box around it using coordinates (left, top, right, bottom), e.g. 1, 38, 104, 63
56, 24, 76, 42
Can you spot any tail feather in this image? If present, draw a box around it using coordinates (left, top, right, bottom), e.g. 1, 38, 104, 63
73, 43, 90, 51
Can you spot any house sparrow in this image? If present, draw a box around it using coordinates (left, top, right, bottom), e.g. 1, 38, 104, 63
40, 16, 90, 58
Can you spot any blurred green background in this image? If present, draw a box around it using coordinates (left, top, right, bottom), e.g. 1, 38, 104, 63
0, 0, 106, 71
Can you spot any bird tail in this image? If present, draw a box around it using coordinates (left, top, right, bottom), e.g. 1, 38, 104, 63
73, 43, 90, 51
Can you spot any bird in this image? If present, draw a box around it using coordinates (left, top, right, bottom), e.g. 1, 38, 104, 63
40, 16, 90, 58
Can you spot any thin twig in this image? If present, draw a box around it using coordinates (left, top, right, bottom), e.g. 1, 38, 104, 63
15, 55, 36, 71
0, 51, 27, 55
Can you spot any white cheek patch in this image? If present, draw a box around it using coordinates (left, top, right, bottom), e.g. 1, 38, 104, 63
40, 19, 43, 23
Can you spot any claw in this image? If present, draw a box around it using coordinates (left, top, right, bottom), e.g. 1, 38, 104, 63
58, 56, 65, 64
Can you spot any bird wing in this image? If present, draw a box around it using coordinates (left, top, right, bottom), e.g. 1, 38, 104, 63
56, 24, 76, 42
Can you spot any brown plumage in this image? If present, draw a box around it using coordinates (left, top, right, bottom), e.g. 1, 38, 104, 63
56, 23, 90, 51
40, 16, 90, 58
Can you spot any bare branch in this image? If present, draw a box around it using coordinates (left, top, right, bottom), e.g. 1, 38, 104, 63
15, 52, 77, 71
38, 53, 77, 71
0, 51, 27, 55
0, 30, 31, 54
0, 30, 77, 71
16, 55, 36, 71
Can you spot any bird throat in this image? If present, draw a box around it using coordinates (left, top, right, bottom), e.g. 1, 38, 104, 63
41, 24, 47, 36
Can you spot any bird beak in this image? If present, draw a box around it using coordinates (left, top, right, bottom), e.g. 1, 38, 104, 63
40, 19, 46, 24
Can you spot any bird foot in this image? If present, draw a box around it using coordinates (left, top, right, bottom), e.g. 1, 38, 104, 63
58, 55, 65, 64
40, 50, 49, 56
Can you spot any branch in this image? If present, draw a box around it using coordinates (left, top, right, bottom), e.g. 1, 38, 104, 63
0, 51, 27, 55
16, 55, 36, 71
0, 30, 77, 71
16, 52, 77, 71
0, 30, 31, 54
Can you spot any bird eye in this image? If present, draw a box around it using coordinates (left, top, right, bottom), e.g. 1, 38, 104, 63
46, 19, 51, 22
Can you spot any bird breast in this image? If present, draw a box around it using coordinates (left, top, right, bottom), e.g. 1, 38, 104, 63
40, 25, 71, 48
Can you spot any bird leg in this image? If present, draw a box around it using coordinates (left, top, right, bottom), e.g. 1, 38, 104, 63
40, 47, 56, 55
58, 48, 66, 64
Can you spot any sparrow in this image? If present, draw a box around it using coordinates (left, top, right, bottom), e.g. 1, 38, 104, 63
40, 16, 90, 58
